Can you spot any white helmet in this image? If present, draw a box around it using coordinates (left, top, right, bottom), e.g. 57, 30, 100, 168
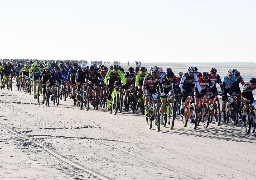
81, 63, 87, 69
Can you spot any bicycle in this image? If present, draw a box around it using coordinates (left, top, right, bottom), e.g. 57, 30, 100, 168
145, 93, 161, 131
182, 95, 198, 129
208, 92, 221, 126
35, 79, 42, 104
161, 91, 176, 130
226, 93, 240, 125
7, 74, 13, 91
76, 83, 89, 110
246, 104, 256, 134
110, 86, 123, 115
241, 99, 256, 134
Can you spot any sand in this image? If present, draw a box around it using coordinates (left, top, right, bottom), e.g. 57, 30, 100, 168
0, 62, 255, 180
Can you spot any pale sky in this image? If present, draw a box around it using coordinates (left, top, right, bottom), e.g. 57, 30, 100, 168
0, 0, 255, 62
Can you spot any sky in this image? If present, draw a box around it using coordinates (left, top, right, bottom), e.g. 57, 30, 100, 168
0, 0, 255, 62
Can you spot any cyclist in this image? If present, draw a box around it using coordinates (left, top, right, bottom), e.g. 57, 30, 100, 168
68, 63, 79, 99
221, 69, 238, 120
143, 66, 160, 119
241, 77, 256, 129
208, 68, 222, 97
87, 65, 99, 99
76, 63, 89, 91
48, 66, 63, 101
2, 62, 14, 89
19, 63, 30, 89
159, 68, 180, 123
198, 72, 212, 98
179, 67, 201, 116
124, 67, 136, 111
14, 63, 22, 88
30, 62, 42, 99
104, 64, 126, 110
135, 67, 148, 90
41, 65, 51, 104
135, 67, 148, 108
233, 69, 244, 93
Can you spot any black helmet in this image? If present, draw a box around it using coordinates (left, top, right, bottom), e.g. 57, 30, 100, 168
234, 71, 240, 77
232, 69, 237, 74
90, 65, 95, 71
140, 67, 146, 72
249, 77, 256, 84
178, 72, 183, 77
202, 72, 209, 79
167, 71, 174, 78
210, 68, 217, 74
73, 63, 78, 68
166, 68, 172, 72
188, 67, 197, 73
128, 67, 134, 72
114, 64, 119, 70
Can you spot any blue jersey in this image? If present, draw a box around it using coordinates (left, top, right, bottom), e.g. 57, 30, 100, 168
51, 71, 63, 84
14, 66, 22, 76
222, 76, 237, 89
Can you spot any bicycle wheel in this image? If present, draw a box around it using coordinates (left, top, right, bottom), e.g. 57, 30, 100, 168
192, 104, 199, 129
119, 93, 123, 113
215, 99, 221, 126
170, 101, 176, 130
114, 94, 119, 115
204, 105, 211, 128
46, 90, 50, 107
37, 86, 40, 104
86, 87, 90, 111
130, 95, 137, 113
184, 105, 190, 127
156, 105, 161, 132
56, 85, 60, 106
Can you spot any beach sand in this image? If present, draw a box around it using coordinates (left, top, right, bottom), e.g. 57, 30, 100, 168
0, 62, 255, 180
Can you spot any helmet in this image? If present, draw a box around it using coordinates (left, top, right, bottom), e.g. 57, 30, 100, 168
210, 68, 217, 74
166, 68, 172, 73
44, 65, 50, 70
234, 71, 240, 77
140, 67, 146, 72
113, 64, 119, 70
150, 66, 158, 73
232, 69, 237, 74
135, 66, 140, 72
202, 72, 209, 79
32, 61, 38, 67
188, 67, 197, 73
90, 65, 95, 71
158, 67, 163, 73
59, 63, 64, 69
249, 77, 256, 84
178, 72, 183, 77
128, 67, 134, 72
73, 63, 78, 68
102, 66, 108, 71
81, 63, 87, 69
227, 69, 233, 76
167, 71, 174, 78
